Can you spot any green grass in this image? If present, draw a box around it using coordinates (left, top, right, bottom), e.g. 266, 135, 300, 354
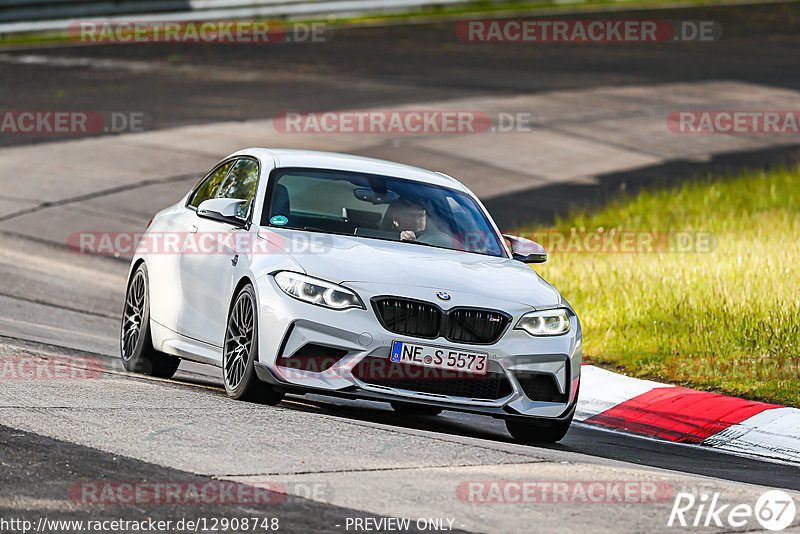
307, 0, 736, 26
0, 0, 765, 47
527, 166, 800, 406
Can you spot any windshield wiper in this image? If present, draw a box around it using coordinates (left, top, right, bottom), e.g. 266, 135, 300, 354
396, 239, 451, 252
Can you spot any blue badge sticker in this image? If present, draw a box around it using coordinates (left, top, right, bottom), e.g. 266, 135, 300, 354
270, 215, 288, 226
391, 341, 403, 362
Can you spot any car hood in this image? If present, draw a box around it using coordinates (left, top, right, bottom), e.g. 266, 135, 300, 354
259, 228, 561, 307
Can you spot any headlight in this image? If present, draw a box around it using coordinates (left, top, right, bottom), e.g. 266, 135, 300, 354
273, 271, 364, 310
515, 309, 570, 336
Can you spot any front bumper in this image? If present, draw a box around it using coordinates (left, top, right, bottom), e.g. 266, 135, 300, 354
255, 278, 582, 420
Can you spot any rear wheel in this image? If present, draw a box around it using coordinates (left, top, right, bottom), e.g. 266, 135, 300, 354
120, 264, 180, 379
223, 284, 284, 405
505, 412, 574, 443
390, 401, 443, 416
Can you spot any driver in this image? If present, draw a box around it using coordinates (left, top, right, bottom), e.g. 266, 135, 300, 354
390, 200, 427, 241
389, 199, 451, 247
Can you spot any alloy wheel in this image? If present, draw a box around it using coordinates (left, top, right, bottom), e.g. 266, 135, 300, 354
224, 291, 255, 390
121, 270, 146, 361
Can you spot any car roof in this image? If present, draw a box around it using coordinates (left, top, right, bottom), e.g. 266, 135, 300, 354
228, 148, 470, 193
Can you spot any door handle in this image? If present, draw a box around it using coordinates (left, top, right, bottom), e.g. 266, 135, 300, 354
189, 225, 198, 234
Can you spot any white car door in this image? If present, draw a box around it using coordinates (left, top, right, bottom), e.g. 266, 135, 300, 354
178, 158, 260, 349
147, 160, 233, 334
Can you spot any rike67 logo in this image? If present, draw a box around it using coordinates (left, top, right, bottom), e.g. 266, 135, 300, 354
668, 490, 796, 531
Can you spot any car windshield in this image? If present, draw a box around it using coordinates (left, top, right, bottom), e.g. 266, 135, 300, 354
263, 168, 506, 257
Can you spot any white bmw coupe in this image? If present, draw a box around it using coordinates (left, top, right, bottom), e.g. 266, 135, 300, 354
121, 149, 582, 442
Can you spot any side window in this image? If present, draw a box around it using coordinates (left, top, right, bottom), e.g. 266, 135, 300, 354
189, 161, 233, 208
215, 158, 260, 219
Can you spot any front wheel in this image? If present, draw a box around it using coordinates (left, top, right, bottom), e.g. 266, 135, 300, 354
120, 264, 180, 379
223, 284, 284, 405
505, 412, 574, 443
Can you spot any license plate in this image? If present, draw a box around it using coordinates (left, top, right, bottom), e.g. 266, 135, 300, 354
390, 341, 488, 376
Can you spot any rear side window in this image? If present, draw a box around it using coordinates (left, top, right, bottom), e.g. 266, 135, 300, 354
216, 158, 260, 218
189, 161, 233, 208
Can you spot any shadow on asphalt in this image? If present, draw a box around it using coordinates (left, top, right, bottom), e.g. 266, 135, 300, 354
165, 362, 800, 492
487, 143, 800, 228
274, 393, 800, 492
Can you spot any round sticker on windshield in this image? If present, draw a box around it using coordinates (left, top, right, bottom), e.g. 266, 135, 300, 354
270, 215, 288, 226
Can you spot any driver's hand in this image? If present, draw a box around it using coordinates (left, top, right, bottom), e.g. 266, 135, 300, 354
400, 230, 417, 241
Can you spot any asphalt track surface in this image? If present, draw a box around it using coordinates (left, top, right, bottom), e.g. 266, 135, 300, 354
0, 423, 442, 534
1, 1, 800, 145
3, 2, 800, 225
1, 2, 800, 533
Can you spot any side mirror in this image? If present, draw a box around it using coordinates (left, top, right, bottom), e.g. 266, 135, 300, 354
196, 198, 249, 227
503, 234, 547, 264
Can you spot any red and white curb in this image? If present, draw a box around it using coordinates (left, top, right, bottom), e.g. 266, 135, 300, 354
576, 365, 800, 463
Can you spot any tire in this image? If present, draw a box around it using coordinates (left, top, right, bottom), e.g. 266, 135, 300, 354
390, 401, 443, 416
120, 264, 180, 379
505, 412, 574, 443
223, 284, 284, 405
